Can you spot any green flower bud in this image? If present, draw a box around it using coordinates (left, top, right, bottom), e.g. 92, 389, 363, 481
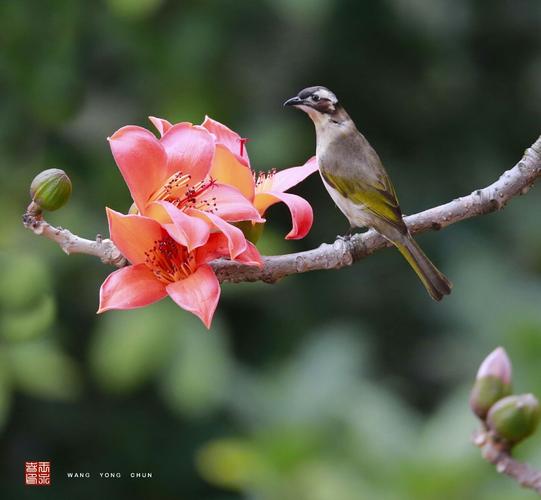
470, 347, 512, 419
470, 377, 512, 420
30, 168, 72, 212
487, 394, 540, 444
234, 221, 264, 244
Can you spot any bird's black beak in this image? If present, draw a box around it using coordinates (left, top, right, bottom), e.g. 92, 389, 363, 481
283, 96, 303, 107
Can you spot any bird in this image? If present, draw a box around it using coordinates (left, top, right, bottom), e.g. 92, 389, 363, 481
284, 86, 452, 301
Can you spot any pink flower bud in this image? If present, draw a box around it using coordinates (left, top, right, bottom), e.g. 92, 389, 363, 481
476, 347, 512, 385
470, 347, 513, 420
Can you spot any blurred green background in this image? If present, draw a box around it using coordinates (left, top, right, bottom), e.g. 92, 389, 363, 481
1, 0, 541, 498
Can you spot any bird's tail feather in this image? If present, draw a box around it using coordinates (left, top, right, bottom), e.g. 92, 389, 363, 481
395, 235, 452, 301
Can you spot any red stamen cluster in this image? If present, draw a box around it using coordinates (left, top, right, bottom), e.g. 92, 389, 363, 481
154, 171, 219, 214
144, 235, 196, 284
173, 178, 218, 213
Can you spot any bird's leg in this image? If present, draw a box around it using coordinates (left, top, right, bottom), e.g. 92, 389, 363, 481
337, 224, 357, 242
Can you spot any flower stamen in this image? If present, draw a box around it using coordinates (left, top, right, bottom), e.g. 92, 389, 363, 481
153, 172, 219, 214
144, 236, 196, 284
172, 178, 217, 209
255, 169, 276, 193
239, 137, 249, 157
152, 171, 192, 201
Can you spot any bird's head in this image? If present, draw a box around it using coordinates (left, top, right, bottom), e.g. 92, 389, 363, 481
284, 86, 347, 125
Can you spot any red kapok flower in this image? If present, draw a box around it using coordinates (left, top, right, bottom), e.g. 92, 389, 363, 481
144, 116, 318, 240
203, 117, 318, 239
150, 115, 255, 200
201, 116, 319, 239
98, 208, 261, 328
252, 157, 318, 239
108, 121, 262, 258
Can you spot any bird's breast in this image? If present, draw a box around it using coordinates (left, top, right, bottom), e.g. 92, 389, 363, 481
318, 169, 374, 228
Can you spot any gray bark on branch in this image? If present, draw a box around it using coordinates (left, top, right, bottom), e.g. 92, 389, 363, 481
22, 212, 126, 267
22, 136, 541, 284
473, 430, 541, 495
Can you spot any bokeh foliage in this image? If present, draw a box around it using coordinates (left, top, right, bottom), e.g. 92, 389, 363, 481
1, 0, 541, 498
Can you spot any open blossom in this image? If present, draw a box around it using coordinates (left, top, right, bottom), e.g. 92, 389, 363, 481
109, 119, 263, 259
98, 208, 261, 328
100, 115, 318, 326
201, 116, 318, 239
252, 159, 318, 239
149, 116, 319, 240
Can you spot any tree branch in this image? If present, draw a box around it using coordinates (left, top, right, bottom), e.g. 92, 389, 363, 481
22, 136, 541, 282
22, 212, 126, 267
473, 429, 541, 494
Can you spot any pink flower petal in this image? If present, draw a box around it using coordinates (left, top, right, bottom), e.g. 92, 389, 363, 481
236, 241, 264, 267
107, 208, 164, 265
149, 201, 210, 251
210, 144, 255, 201
208, 184, 264, 222
142, 200, 170, 224
196, 234, 263, 268
267, 156, 318, 193
98, 264, 167, 313
166, 265, 220, 329
149, 116, 173, 137
188, 208, 247, 258
195, 234, 230, 265
254, 192, 313, 240
160, 123, 215, 185
108, 125, 168, 211
202, 115, 250, 167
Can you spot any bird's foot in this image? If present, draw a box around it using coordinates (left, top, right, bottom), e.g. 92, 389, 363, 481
336, 234, 352, 243
336, 226, 357, 243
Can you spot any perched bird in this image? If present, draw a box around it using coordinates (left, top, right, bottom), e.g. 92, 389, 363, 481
284, 86, 452, 301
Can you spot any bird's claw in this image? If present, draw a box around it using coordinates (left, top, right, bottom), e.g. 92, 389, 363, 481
336, 232, 354, 244
336, 225, 357, 242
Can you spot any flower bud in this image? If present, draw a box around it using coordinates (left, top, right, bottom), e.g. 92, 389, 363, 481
30, 168, 72, 212
487, 394, 540, 444
470, 347, 512, 419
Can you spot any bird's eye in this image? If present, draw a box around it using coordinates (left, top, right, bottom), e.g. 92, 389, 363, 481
312, 94, 320, 102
